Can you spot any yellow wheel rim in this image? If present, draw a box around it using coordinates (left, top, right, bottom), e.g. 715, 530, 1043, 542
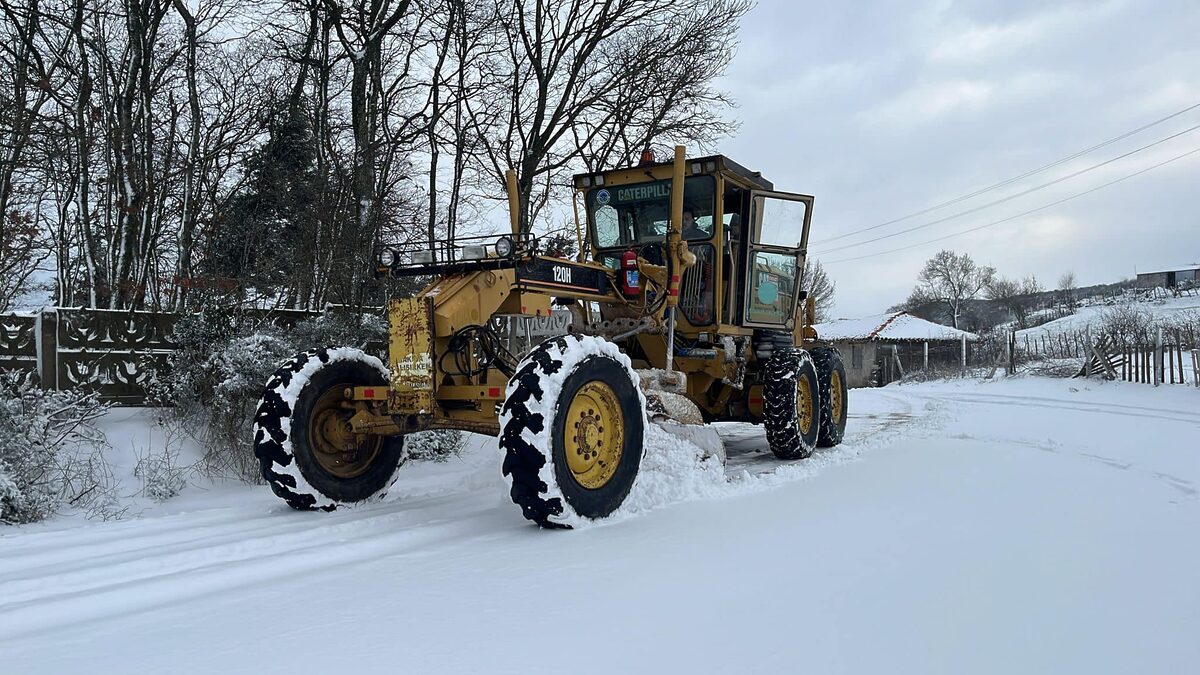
797, 376, 815, 436
564, 381, 625, 490
309, 384, 382, 479
830, 370, 844, 422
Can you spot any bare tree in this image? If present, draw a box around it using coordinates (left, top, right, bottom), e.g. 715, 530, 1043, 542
0, 0, 73, 237
1058, 270, 1077, 309
1, 0, 751, 313
466, 0, 749, 233
909, 250, 995, 329
0, 210, 51, 312
801, 257, 835, 323
320, 0, 414, 240
987, 274, 1042, 329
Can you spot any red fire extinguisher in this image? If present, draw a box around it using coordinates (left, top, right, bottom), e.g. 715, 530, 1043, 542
619, 249, 640, 297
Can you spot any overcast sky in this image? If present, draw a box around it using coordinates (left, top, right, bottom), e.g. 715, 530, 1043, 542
714, 0, 1200, 318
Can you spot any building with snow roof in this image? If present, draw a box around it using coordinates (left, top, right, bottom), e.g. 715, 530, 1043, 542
813, 311, 981, 387
1136, 263, 1199, 291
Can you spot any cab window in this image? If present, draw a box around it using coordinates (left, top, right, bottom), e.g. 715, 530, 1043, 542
756, 197, 808, 248
587, 176, 716, 249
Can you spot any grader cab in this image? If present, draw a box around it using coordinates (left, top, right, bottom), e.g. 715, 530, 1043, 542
252, 147, 847, 527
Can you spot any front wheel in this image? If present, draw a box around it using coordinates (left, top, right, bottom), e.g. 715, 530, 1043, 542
499, 335, 646, 528
253, 348, 406, 511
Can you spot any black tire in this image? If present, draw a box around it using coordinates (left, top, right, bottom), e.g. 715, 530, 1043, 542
762, 348, 821, 460
253, 348, 406, 511
811, 347, 848, 448
499, 334, 645, 528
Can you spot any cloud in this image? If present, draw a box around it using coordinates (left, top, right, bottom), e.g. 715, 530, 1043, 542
719, 0, 1200, 316
858, 79, 994, 127
857, 72, 1060, 129
928, 17, 1050, 63
925, 1, 1127, 64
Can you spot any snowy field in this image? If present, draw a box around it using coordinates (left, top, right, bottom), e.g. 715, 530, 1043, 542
2, 377, 1198, 674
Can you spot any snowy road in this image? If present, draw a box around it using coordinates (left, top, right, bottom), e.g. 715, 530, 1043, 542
2, 379, 1198, 674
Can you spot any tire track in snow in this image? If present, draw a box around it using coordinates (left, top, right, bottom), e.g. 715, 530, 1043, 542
907, 388, 1200, 501
0, 494, 517, 642
0, 458, 509, 616
0, 390, 939, 639
0, 457, 502, 572
907, 390, 1200, 422
900, 389, 1200, 428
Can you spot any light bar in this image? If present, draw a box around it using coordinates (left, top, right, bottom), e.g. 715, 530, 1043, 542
460, 245, 487, 260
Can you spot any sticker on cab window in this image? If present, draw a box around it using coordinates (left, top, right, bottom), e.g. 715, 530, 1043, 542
596, 189, 610, 205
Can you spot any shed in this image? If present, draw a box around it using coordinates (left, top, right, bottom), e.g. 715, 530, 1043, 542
813, 311, 981, 387
1135, 263, 1199, 290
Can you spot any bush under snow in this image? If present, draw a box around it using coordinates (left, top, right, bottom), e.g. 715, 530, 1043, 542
154, 303, 387, 483
404, 429, 466, 463
0, 372, 116, 524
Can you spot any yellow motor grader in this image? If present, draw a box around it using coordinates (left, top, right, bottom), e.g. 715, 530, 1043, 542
252, 147, 847, 527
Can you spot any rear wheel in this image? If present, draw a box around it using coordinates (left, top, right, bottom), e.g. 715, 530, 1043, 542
762, 349, 821, 460
499, 335, 645, 528
812, 347, 848, 448
253, 348, 406, 511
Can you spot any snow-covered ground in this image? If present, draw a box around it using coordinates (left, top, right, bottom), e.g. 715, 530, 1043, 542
2, 377, 1198, 674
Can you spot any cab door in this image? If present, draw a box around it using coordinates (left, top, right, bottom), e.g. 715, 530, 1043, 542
742, 190, 814, 329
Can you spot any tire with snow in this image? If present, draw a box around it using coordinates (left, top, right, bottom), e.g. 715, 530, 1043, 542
499, 334, 646, 528
253, 347, 406, 511
811, 346, 848, 448
762, 348, 821, 460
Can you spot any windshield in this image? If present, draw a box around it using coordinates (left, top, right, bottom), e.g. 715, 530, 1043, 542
587, 176, 716, 249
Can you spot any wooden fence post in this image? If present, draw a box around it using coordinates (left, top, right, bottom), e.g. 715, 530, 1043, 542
1084, 327, 1092, 378
1192, 349, 1200, 387
1177, 330, 1185, 384
1007, 330, 1015, 375
1154, 328, 1163, 386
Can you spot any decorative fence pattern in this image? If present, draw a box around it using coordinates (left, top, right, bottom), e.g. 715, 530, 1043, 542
0, 314, 38, 375
1, 307, 378, 404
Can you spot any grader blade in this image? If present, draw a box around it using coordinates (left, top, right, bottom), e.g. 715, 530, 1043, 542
637, 369, 726, 465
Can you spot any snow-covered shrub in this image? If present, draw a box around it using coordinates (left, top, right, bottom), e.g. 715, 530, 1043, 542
134, 446, 188, 502
404, 429, 466, 462
288, 311, 388, 357
157, 318, 295, 481
1098, 302, 1154, 346
156, 303, 388, 483
0, 372, 115, 524
1161, 309, 1200, 345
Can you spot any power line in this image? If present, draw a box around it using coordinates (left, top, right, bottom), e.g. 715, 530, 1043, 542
810, 101, 1200, 246
810, 122, 1200, 256
821, 146, 1200, 266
